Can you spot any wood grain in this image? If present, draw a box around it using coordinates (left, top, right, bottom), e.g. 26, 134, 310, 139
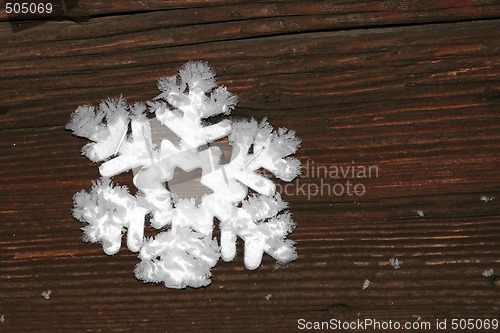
1, 1, 499, 332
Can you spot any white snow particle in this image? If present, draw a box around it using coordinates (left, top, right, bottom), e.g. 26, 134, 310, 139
265, 294, 272, 301
482, 269, 494, 277
362, 279, 370, 290
0, 314, 4, 323
480, 195, 494, 202
389, 257, 401, 269
41, 290, 52, 300
416, 210, 424, 217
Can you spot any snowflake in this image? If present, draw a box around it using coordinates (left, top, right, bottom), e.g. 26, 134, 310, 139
67, 61, 301, 288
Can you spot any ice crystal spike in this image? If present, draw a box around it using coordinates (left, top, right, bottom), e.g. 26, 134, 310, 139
67, 61, 301, 288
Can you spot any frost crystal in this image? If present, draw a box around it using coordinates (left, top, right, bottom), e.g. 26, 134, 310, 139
67, 61, 301, 288
480, 195, 494, 202
362, 279, 370, 290
389, 257, 401, 269
482, 268, 494, 277
41, 290, 52, 300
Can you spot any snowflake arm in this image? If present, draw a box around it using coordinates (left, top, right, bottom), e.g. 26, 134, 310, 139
72, 178, 148, 254
66, 97, 129, 162
220, 193, 297, 269
99, 103, 156, 177
248, 118, 302, 181
153, 61, 236, 149
134, 227, 220, 289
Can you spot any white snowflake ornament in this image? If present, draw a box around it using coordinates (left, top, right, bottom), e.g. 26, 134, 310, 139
67, 61, 301, 288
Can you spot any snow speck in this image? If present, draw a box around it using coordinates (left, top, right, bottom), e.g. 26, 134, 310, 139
389, 257, 401, 269
0, 314, 4, 323
480, 195, 494, 202
416, 210, 424, 217
482, 269, 494, 277
362, 279, 370, 290
265, 294, 272, 301
41, 290, 52, 300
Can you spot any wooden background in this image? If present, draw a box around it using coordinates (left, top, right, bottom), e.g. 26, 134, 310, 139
1, 1, 499, 332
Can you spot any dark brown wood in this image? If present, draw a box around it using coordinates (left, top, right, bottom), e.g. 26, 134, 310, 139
1, 1, 499, 332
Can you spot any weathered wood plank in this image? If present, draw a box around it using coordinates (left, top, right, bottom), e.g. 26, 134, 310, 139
0, 18, 498, 130
0, 2, 499, 333
2, 0, 500, 27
